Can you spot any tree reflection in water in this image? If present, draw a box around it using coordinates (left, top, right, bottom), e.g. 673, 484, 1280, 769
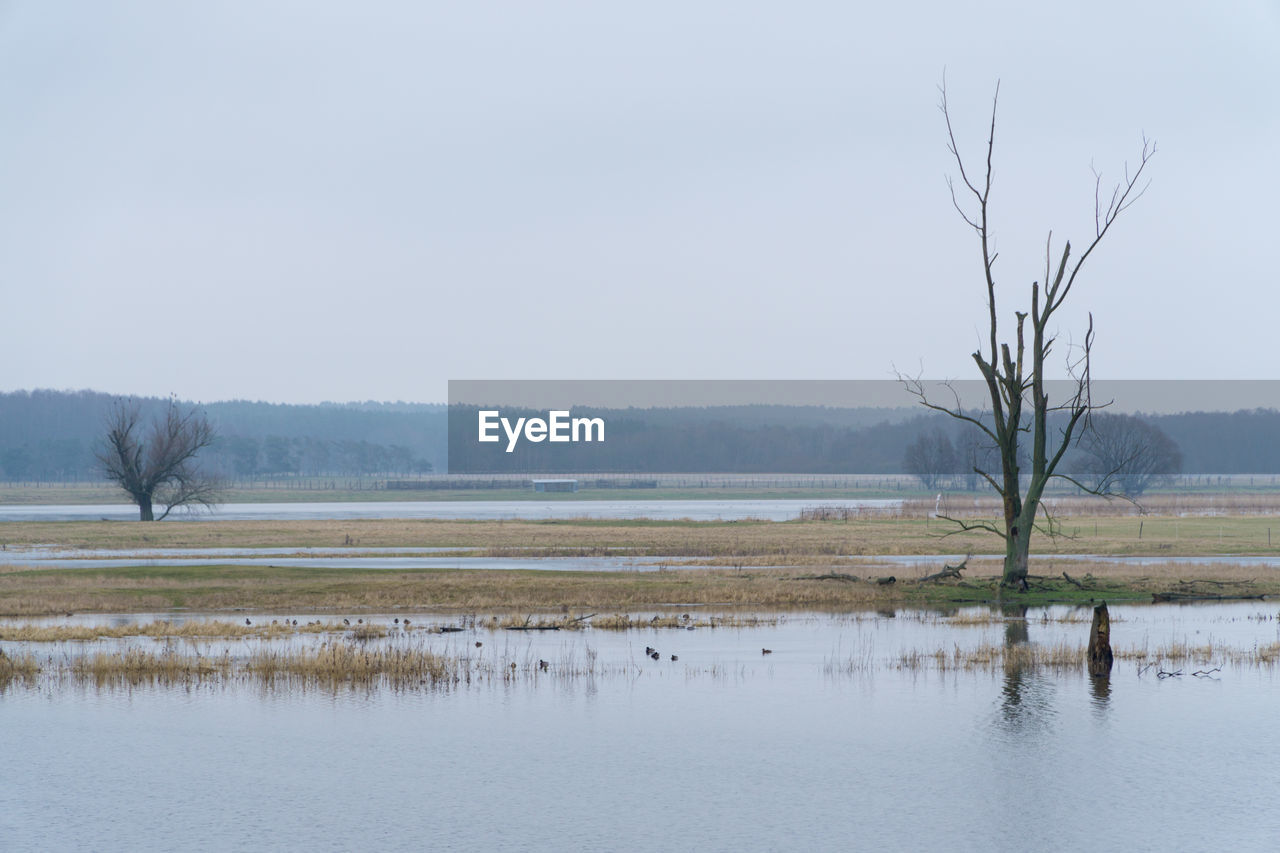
996, 604, 1057, 734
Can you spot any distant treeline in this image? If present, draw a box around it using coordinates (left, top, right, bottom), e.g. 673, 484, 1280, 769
5, 389, 1280, 481
0, 390, 445, 480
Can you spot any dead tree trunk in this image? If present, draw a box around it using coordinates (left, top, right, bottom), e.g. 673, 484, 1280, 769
903, 81, 1154, 591
1087, 601, 1113, 677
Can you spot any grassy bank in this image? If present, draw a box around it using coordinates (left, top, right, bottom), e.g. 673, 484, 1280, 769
1, 558, 1274, 617
2, 513, 1278, 616
3, 514, 1280, 556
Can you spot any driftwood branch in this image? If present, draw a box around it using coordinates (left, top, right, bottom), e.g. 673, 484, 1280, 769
1152, 592, 1266, 603
916, 556, 968, 584
506, 614, 563, 631
795, 572, 861, 583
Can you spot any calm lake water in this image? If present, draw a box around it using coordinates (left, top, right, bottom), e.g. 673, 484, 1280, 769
0, 498, 899, 523
4, 603, 1280, 851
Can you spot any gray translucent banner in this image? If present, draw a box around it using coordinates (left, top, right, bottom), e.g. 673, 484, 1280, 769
449, 379, 1280, 413
445, 380, 1280, 475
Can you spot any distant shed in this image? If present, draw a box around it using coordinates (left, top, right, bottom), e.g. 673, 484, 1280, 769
531, 479, 579, 493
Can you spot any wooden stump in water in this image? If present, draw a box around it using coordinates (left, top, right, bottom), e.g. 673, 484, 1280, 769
1087, 601, 1114, 677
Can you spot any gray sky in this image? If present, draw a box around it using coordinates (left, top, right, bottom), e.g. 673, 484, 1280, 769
2, 1, 1276, 404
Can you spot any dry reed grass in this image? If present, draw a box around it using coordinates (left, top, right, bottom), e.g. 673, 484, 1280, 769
475, 612, 776, 631
848, 637, 1280, 674
20, 639, 627, 689
69, 646, 234, 685
7, 627, 1280, 690
0, 647, 40, 687
247, 642, 461, 685
0, 619, 364, 642
890, 640, 1085, 673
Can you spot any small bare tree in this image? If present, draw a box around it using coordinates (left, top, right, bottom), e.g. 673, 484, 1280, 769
97, 398, 221, 521
905, 81, 1154, 589
903, 428, 959, 490
1073, 413, 1182, 497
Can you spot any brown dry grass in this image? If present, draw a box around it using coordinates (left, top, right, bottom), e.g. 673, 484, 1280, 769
0, 619, 358, 642
841, 637, 1280, 675
0, 647, 40, 687
3, 509, 1280, 561
11, 630, 1273, 691
477, 612, 775, 631
2, 552, 1278, 618
18, 639, 625, 689
901, 492, 1280, 518
246, 642, 461, 685
892, 640, 1085, 672
69, 646, 234, 685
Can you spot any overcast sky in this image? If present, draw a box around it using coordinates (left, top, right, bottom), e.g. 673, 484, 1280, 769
2, 2, 1276, 404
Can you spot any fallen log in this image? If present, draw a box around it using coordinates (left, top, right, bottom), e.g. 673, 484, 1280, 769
916, 557, 967, 584
795, 573, 861, 582
1062, 571, 1086, 590
1152, 592, 1267, 603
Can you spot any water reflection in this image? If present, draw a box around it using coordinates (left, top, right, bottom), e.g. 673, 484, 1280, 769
996, 604, 1057, 735
1088, 672, 1112, 714
1002, 604, 1029, 645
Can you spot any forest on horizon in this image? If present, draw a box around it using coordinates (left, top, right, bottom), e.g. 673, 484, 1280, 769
3, 388, 1280, 481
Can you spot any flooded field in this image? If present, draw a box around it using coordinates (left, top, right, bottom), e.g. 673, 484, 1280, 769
3, 544, 1277, 574
0, 498, 900, 523
4, 602, 1280, 850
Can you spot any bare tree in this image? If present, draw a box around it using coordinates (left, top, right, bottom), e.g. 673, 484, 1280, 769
1072, 413, 1182, 497
97, 398, 221, 521
903, 428, 959, 490
904, 81, 1155, 589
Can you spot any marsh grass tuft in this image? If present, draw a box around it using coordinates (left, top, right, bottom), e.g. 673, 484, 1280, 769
247, 641, 460, 686
70, 646, 233, 685
0, 619, 355, 642
0, 646, 40, 687
478, 612, 778, 631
